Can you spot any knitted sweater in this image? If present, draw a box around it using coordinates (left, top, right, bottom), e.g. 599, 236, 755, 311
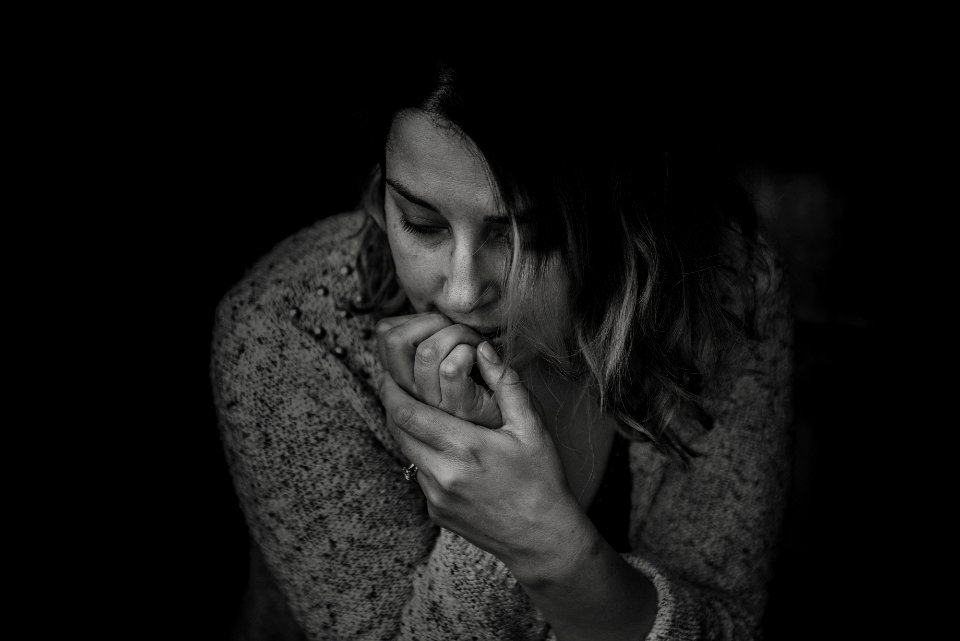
210, 210, 793, 641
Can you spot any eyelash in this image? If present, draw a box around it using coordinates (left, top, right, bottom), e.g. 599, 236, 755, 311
398, 212, 513, 244
398, 212, 444, 237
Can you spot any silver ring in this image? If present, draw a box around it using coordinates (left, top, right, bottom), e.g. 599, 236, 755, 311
403, 463, 419, 481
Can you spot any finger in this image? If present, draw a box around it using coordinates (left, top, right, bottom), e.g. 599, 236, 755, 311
388, 412, 444, 498
440, 345, 504, 428
378, 377, 438, 469
376, 313, 444, 368
375, 315, 411, 374
379, 370, 479, 452
386, 412, 435, 477
376, 313, 451, 396
414, 324, 485, 406
438, 344, 476, 414
476, 341, 539, 430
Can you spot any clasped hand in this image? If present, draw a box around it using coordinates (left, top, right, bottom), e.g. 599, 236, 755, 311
375, 312, 575, 567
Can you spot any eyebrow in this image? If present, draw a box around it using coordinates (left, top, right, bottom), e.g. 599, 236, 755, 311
385, 176, 527, 225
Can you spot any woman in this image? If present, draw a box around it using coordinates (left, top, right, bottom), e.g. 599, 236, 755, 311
211, 54, 792, 640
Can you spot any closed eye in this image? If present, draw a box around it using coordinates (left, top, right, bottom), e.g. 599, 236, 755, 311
398, 212, 446, 236
398, 212, 513, 246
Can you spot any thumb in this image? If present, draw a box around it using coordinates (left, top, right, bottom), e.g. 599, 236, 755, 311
476, 341, 538, 429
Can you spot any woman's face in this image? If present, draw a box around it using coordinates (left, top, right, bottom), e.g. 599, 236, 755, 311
383, 109, 514, 340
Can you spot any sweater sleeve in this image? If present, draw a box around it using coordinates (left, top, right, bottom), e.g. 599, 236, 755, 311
210, 214, 442, 640
212, 213, 561, 641
617, 250, 794, 641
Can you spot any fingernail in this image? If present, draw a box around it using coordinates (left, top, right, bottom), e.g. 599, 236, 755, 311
479, 341, 501, 364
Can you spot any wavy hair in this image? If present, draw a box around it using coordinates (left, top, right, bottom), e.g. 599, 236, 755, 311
349, 54, 766, 461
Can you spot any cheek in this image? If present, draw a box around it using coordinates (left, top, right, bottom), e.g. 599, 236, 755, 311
386, 225, 437, 310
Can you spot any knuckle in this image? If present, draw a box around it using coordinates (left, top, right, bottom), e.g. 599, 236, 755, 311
497, 368, 521, 389
392, 403, 417, 428
432, 468, 459, 493
501, 366, 520, 382
415, 342, 438, 365
375, 319, 392, 337
439, 361, 461, 380
384, 330, 405, 352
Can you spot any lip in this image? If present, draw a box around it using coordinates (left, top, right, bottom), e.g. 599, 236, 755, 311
472, 327, 503, 338
446, 318, 502, 337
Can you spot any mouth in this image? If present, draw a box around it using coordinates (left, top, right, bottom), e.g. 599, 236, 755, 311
445, 316, 503, 342
475, 328, 503, 342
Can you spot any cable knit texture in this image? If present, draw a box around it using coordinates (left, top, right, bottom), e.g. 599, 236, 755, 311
210, 210, 793, 641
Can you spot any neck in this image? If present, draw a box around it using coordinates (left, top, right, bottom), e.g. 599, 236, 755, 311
521, 359, 619, 509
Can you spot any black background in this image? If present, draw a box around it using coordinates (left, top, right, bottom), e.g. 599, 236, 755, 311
71, 47, 910, 639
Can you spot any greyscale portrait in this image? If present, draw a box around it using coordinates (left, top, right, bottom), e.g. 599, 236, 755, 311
180, 50, 886, 640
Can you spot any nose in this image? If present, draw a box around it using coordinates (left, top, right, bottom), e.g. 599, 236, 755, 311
443, 241, 499, 315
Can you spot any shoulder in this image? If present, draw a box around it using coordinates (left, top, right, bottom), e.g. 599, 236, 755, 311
741, 236, 792, 367
222, 209, 367, 310
716, 231, 792, 350
694, 234, 793, 442
213, 209, 367, 326
210, 209, 382, 402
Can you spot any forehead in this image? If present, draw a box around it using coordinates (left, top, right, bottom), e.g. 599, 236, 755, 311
385, 109, 498, 217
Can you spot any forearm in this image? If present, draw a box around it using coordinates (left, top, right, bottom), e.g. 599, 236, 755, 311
508, 501, 658, 641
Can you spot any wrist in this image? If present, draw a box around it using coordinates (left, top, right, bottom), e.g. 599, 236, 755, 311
505, 495, 601, 588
